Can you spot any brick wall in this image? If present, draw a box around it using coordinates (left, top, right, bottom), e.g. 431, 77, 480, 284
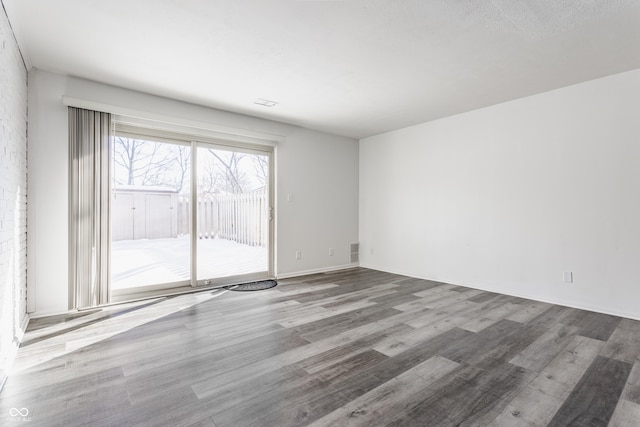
0, 2, 28, 388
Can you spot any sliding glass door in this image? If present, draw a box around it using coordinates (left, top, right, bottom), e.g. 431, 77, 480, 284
110, 136, 192, 292
110, 130, 272, 299
196, 145, 270, 285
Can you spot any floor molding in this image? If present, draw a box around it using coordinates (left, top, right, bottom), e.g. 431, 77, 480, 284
276, 263, 358, 279
360, 263, 640, 322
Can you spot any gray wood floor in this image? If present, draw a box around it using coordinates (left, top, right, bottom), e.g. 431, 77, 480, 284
2, 268, 640, 426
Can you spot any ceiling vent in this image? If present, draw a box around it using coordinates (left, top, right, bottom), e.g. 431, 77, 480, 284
254, 98, 278, 107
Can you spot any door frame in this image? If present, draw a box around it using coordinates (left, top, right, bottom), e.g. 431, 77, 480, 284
190, 140, 275, 288
110, 122, 275, 302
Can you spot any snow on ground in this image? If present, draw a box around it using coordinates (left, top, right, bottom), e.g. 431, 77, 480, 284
111, 236, 267, 289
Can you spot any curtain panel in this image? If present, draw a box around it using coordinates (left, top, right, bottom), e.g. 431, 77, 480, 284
69, 107, 111, 309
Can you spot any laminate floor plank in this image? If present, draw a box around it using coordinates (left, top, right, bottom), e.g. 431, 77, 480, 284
271, 282, 339, 297
293, 323, 412, 374
0, 369, 130, 427
468, 291, 502, 304
423, 290, 484, 309
310, 349, 389, 384
312, 282, 400, 306
438, 319, 522, 364
466, 323, 548, 368
288, 303, 397, 337
105, 385, 200, 426
509, 323, 582, 371
609, 399, 640, 427
294, 344, 367, 374
390, 277, 443, 292
529, 304, 577, 328
411, 286, 459, 299
298, 307, 404, 343
504, 300, 554, 323
307, 355, 460, 427
621, 359, 640, 404
210, 351, 388, 426
526, 335, 604, 401
246, 386, 349, 427
190, 320, 406, 400
2, 267, 639, 426
196, 366, 308, 416
277, 299, 377, 328
378, 362, 532, 427
392, 297, 437, 312
374, 314, 468, 357
291, 279, 398, 304
548, 356, 632, 426
458, 303, 522, 333
369, 327, 475, 382
475, 294, 522, 311
346, 325, 413, 354
125, 331, 310, 399
305, 312, 416, 354
405, 301, 478, 329
488, 384, 563, 426
451, 363, 536, 426
182, 298, 298, 323
600, 318, 640, 364
368, 291, 421, 308
567, 310, 623, 342
147, 366, 306, 427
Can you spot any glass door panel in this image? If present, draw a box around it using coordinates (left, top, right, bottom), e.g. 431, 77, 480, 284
196, 146, 270, 282
110, 136, 191, 291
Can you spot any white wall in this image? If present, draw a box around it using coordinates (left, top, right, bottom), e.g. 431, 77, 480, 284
360, 68, 640, 320
0, 2, 28, 384
28, 69, 358, 316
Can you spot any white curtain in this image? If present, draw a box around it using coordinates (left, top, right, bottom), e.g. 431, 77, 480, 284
69, 107, 111, 309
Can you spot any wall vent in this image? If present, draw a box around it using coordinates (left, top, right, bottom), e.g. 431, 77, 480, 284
350, 243, 359, 263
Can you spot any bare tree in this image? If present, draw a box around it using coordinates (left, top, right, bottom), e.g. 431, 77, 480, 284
113, 138, 261, 195
113, 137, 172, 185
172, 145, 191, 193
207, 150, 248, 194
198, 162, 222, 198
252, 155, 269, 186
113, 137, 143, 186
112, 137, 189, 192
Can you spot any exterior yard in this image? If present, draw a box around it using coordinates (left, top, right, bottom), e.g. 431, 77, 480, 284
111, 236, 267, 289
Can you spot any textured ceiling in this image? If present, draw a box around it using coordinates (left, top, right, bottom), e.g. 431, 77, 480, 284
4, 0, 640, 138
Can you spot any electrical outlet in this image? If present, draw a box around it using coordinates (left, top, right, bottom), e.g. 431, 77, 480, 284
562, 272, 573, 283
329, 248, 334, 256
296, 250, 301, 260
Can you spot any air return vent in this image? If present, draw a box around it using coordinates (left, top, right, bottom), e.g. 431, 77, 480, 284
350, 243, 359, 263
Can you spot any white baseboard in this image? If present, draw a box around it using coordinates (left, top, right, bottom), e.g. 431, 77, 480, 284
1, 313, 30, 391
359, 263, 640, 322
276, 264, 359, 279
28, 308, 78, 319
19, 314, 29, 339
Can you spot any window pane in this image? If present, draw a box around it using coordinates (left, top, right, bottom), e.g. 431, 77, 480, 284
196, 146, 269, 280
110, 136, 191, 289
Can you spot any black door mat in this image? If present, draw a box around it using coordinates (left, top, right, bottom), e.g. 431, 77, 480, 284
224, 280, 278, 291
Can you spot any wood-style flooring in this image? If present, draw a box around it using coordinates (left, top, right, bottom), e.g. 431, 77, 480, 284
2, 268, 640, 426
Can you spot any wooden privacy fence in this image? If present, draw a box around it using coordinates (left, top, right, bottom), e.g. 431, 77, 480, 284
177, 189, 268, 247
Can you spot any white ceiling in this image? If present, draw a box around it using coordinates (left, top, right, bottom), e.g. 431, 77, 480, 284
4, 0, 640, 139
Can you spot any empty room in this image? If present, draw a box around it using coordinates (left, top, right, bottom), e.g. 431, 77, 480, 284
1, 0, 640, 425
